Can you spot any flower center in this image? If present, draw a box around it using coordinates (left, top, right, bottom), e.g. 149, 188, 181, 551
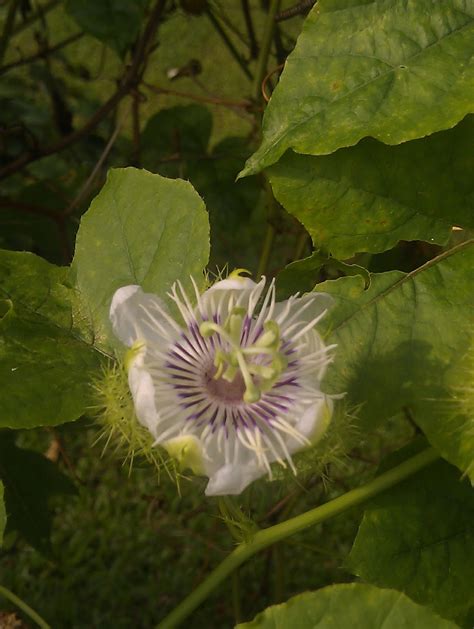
199, 308, 287, 404
204, 364, 246, 403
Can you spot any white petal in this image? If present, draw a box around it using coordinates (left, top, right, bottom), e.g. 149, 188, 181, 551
207, 277, 257, 292
287, 397, 333, 453
205, 461, 265, 496
200, 276, 266, 320
128, 356, 159, 436
110, 285, 178, 347
275, 291, 334, 331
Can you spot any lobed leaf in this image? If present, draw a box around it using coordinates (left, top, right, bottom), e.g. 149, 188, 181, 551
0, 250, 101, 429
241, 0, 474, 176
317, 240, 474, 478
268, 116, 474, 257
71, 168, 210, 351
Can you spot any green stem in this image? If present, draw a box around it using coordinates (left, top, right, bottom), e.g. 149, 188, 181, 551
256, 224, 276, 278
0, 585, 51, 629
293, 231, 310, 262
257, 178, 279, 277
157, 447, 439, 628
253, 0, 281, 102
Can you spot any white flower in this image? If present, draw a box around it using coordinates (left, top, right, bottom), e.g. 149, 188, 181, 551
110, 274, 336, 496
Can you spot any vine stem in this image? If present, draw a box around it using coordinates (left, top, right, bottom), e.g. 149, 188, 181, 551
0, 585, 51, 629
157, 447, 439, 628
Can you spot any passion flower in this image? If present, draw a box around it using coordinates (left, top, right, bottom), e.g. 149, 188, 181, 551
110, 273, 335, 495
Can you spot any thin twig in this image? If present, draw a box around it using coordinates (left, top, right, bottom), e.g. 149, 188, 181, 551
0, 31, 83, 75
63, 121, 123, 216
275, 0, 316, 22
0, 0, 166, 182
0, 197, 59, 219
211, 1, 249, 50
241, 0, 258, 58
131, 91, 142, 166
143, 81, 253, 110
205, 7, 252, 81
12, 0, 59, 36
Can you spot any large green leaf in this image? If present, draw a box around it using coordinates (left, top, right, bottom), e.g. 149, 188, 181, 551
237, 583, 458, 629
269, 117, 474, 257
241, 0, 474, 176
71, 168, 210, 351
0, 480, 5, 548
65, 0, 147, 56
348, 449, 474, 626
317, 240, 474, 479
0, 433, 75, 554
0, 250, 101, 429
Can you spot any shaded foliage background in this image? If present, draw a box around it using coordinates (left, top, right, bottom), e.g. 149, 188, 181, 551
0, 1, 472, 627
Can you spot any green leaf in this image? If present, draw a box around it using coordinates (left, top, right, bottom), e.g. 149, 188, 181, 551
276, 251, 370, 300
141, 107, 261, 263
0, 480, 5, 548
276, 251, 327, 299
0, 250, 101, 429
190, 137, 261, 262
65, 0, 147, 56
348, 452, 474, 626
268, 116, 474, 257
141, 104, 213, 178
71, 168, 210, 351
236, 583, 459, 629
317, 240, 474, 478
241, 0, 474, 176
0, 433, 75, 554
